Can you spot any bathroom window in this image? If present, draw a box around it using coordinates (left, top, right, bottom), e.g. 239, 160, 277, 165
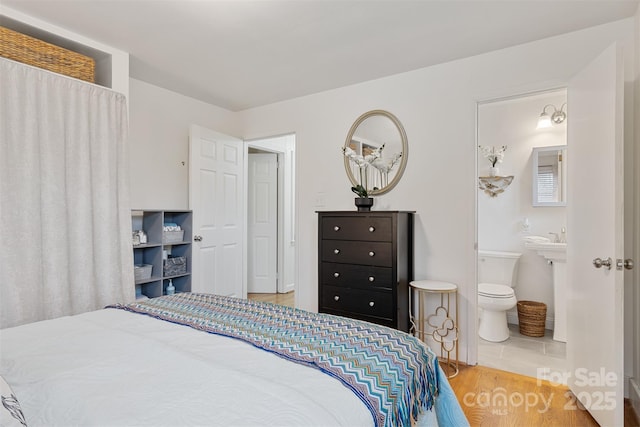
536, 165, 558, 203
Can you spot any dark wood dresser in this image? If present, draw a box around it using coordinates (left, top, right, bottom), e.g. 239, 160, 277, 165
317, 211, 413, 332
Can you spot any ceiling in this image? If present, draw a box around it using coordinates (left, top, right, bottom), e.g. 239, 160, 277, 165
2, 1, 638, 111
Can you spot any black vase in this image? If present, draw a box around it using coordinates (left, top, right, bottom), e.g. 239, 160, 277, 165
354, 197, 374, 212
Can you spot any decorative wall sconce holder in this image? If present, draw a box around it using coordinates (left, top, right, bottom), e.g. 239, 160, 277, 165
478, 175, 514, 197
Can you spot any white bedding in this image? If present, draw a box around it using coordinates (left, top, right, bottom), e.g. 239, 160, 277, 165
0, 308, 439, 426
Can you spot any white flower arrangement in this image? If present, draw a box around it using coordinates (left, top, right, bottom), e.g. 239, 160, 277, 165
342, 144, 385, 197
370, 151, 402, 187
479, 145, 507, 167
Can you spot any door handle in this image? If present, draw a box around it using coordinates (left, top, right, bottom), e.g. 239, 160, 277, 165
194, 235, 203, 242
616, 259, 634, 270
593, 257, 612, 270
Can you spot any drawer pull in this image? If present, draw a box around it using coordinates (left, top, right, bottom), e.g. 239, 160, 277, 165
369, 301, 375, 307
334, 226, 340, 231
334, 272, 340, 278
368, 276, 375, 282
334, 249, 340, 255
368, 226, 375, 232
368, 251, 375, 257
334, 295, 340, 301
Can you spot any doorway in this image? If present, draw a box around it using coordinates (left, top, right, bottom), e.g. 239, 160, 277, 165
246, 134, 296, 308
476, 89, 568, 379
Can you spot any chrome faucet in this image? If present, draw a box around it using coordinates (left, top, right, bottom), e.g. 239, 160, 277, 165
549, 232, 560, 243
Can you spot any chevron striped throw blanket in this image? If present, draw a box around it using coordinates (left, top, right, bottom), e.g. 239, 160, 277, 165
109, 293, 439, 427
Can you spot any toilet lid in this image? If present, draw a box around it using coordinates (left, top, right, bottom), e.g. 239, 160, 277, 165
478, 283, 514, 298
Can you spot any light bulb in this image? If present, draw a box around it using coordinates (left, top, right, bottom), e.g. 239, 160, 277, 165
537, 113, 552, 129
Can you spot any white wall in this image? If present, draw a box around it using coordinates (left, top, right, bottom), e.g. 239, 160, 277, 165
628, 2, 640, 414
478, 91, 567, 327
128, 79, 240, 210
238, 19, 636, 365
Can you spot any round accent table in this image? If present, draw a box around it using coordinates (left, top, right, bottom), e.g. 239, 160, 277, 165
409, 280, 459, 378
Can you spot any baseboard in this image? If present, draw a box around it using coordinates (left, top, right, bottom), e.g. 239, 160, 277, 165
506, 311, 554, 331
281, 282, 295, 294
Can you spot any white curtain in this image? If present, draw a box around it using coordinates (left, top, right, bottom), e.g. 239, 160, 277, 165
0, 58, 134, 328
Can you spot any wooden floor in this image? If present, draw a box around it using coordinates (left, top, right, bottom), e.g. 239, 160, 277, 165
247, 291, 294, 307
449, 364, 639, 427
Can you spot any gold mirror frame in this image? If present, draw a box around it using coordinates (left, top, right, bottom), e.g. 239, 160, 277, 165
343, 110, 408, 196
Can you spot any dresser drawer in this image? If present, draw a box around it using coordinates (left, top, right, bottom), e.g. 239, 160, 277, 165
321, 240, 392, 267
317, 211, 413, 332
321, 286, 394, 320
321, 216, 392, 242
321, 262, 393, 290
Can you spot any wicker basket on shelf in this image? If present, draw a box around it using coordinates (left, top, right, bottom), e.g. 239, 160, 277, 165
134, 264, 153, 282
517, 300, 547, 337
0, 26, 95, 82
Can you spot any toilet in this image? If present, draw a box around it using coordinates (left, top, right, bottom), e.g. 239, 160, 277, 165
478, 250, 522, 342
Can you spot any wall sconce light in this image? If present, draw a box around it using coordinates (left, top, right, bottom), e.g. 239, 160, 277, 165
536, 103, 567, 129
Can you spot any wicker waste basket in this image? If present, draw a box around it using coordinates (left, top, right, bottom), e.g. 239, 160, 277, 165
517, 300, 547, 337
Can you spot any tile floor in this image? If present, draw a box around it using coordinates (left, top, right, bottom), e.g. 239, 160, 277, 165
478, 324, 568, 383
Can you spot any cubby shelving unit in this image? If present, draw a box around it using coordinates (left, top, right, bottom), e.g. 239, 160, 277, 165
131, 210, 192, 299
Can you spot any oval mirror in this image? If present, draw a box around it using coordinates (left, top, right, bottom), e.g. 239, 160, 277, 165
343, 110, 408, 196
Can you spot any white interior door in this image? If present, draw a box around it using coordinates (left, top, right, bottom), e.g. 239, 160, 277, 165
247, 153, 278, 293
566, 44, 624, 426
189, 125, 244, 298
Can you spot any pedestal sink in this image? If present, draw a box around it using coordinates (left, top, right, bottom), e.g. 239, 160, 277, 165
524, 240, 567, 342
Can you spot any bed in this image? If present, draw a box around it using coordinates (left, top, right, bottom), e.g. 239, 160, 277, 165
0, 293, 468, 427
